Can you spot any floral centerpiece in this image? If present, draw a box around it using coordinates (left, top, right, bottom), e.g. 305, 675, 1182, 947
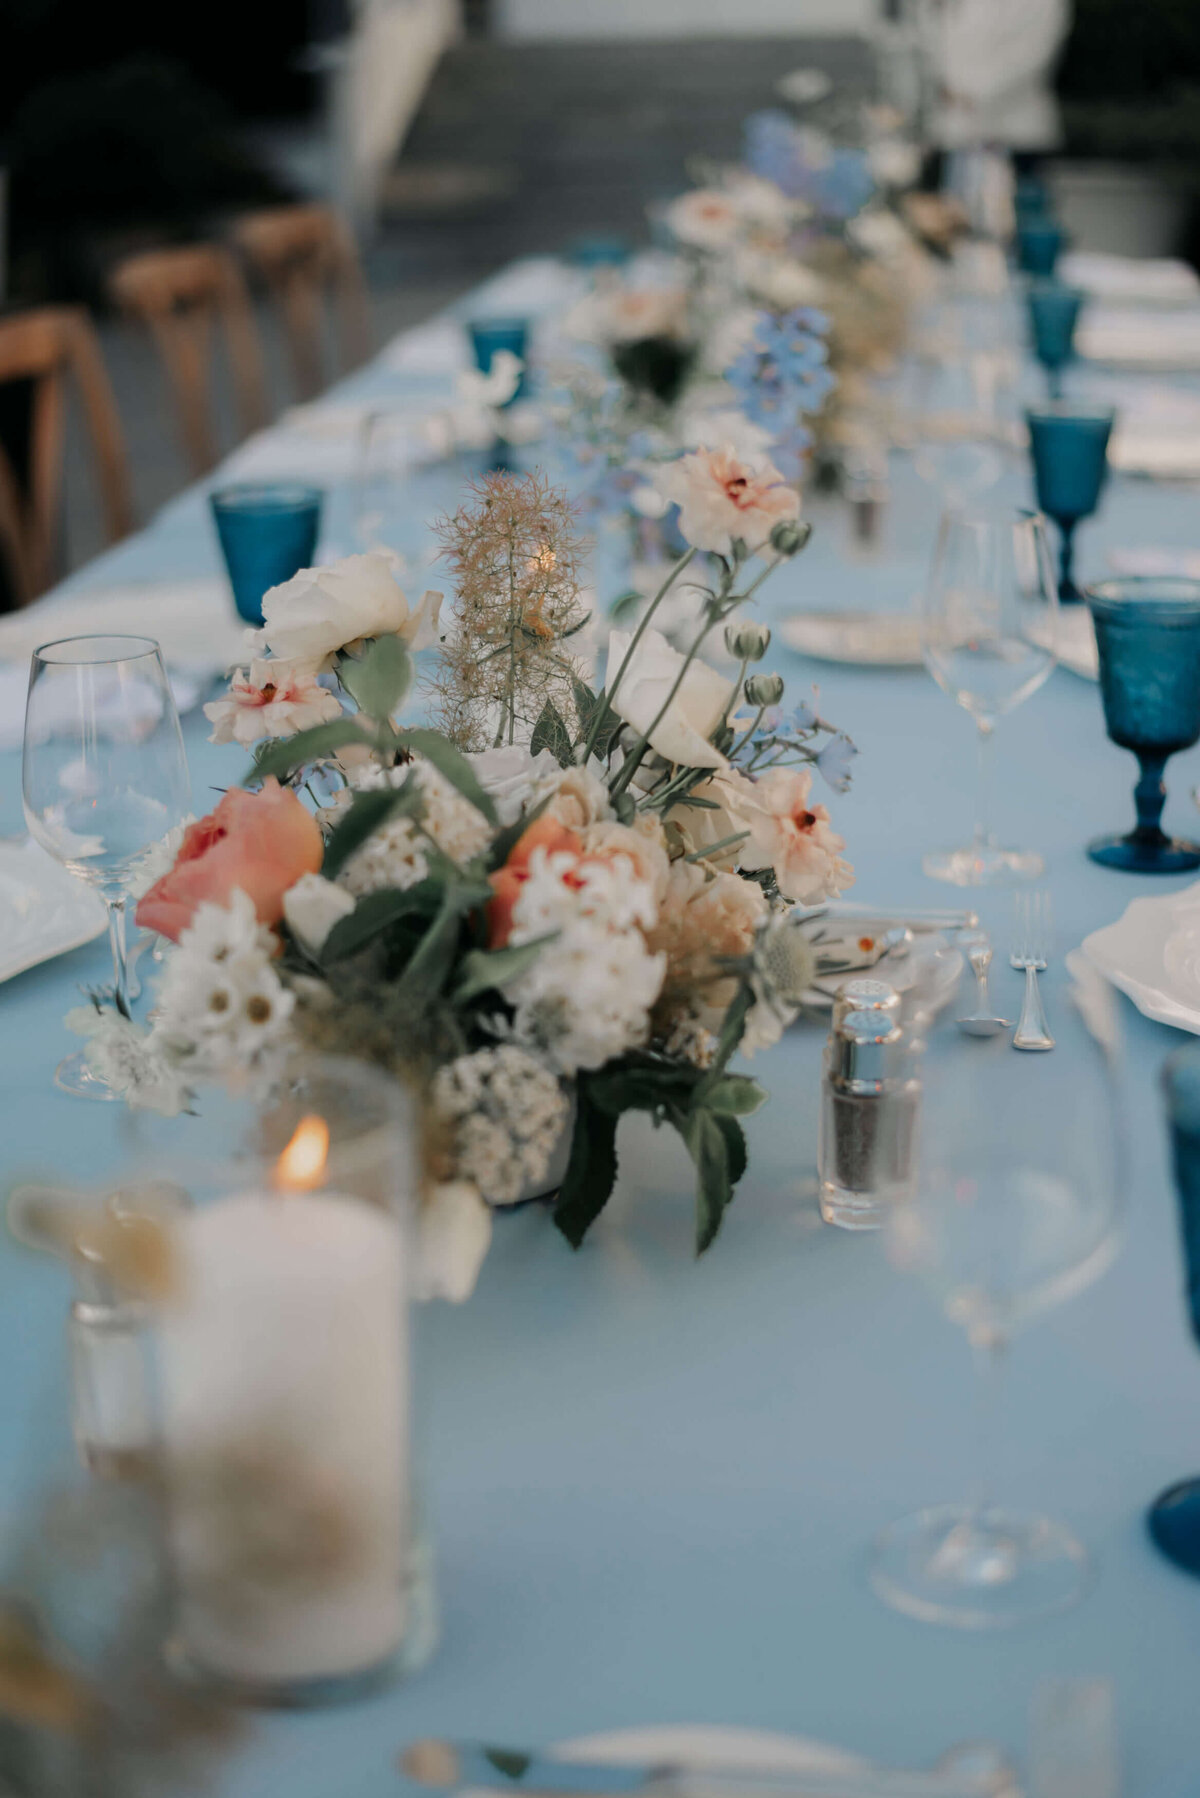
72, 457, 856, 1297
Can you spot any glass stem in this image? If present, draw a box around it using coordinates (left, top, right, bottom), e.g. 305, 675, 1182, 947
1133, 752, 1170, 844
973, 718, 996, 851
106, 895, 131, 1020
969, 1332, 1007, 1519
1058, 520, 1077, 602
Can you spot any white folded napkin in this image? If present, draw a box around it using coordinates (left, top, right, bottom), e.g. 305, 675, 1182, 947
0, 579, 249, 677
377, 318, 470, 375
1107, 546, 1200, 579
1060, 251, 1200, 307
1077, 305, 1200, 369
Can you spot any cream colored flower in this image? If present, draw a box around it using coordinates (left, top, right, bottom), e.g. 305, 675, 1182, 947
605, 627, 733, 770
655, 445, 800, 556
537, 762, 614, 831
469, 745, 562, 826
664, 768, 758, 867
282, 873, 356, 956
649, 860, 767, 1031
257, 552, 442, 671
582, 818, 671, 904
413, 1180, 493, 1303
737, 765, 854, 904
204, 659, 343, 748
664, 188, 741, 251
735, 248, 827, 312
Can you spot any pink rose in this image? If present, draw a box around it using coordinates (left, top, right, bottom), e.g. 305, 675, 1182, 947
655, 445, 800, 555
737, 766, 854, 905
135, 778, 324, 942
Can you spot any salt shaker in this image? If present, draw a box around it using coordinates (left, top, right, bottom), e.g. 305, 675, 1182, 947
819, 982, 920, 1230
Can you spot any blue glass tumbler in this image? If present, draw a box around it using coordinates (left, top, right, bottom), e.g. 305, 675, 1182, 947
1086, 578, 1200, 873
1014, 175, 1052, 223
1017, 221, 1066, 277
1027, 281, 1085, 399
1150, 1045, 1200, 1574
1026, 406, 1114, 602
467, 317, 529, 404
210, 485, 323, 627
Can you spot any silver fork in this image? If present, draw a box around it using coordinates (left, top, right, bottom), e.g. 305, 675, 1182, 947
1011, 891, 1055, 1052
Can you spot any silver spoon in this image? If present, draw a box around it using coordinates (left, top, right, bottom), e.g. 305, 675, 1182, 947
956, 932, 1011, 1037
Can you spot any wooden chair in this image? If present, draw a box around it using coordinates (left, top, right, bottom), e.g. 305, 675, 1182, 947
109, 245, 270, 477
0, 307, 133, 607
231, 204, 371, 402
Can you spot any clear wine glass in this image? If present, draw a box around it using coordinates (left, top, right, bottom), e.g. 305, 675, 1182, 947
23, 636, 191, 1099
872, 993, 1124, 1628
353, 408, 421, 554
910, 351, 1007, 506
920, 505, 1059, 885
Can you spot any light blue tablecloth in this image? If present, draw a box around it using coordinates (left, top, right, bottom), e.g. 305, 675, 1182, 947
5, 277, 1200, 1795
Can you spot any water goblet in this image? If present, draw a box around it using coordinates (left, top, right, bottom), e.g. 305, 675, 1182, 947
910, 351, 1007, 506
920, 505, 1059, 886
23, 636, 191, 1098
873, 1024, 1124, 1628
1027, 281, 1085, 400
1085, 577, 1200, 873
467, 316, 529, 403
210, 484, 323, 626
1026, 405, 1114, 603
1149, 1043, 1200, 1574
1017, 220, 1066, 278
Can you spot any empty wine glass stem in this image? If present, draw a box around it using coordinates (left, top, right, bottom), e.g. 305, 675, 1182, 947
1057, 522, 1078, 602
1133, 753, 1170, 843
106, 896, 131, 1020
969, 1334, 1007, 1519
972, 719, 997, 852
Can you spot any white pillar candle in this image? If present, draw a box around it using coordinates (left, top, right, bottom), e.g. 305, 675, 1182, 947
158, 1191, 408, 1687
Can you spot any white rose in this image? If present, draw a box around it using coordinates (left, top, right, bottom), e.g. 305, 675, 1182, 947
282, 872, 356, 954
413, 1180, 493, 1303
665, 769, 757, 864
605, 627, 733, 770
258, 552, 443, 669
468, 744, 562, 826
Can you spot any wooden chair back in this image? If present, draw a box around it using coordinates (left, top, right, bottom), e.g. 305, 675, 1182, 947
109, 244, 269, 476
0, 306, 133, 607
231, 204, 371, 402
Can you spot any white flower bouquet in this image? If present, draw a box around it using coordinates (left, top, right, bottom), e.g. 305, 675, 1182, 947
75, 457, 857, 1293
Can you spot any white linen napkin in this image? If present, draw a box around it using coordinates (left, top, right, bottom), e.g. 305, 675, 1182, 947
1060, 251, 1200, 307
0, 579, 250, 677
1077, 305, 1200, 369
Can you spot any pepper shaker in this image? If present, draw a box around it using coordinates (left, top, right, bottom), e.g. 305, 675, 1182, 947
819, 982, 921, 1230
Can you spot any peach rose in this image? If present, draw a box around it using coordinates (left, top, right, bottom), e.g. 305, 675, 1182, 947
581, 818, 671, 903
655, 445, 800, 556
649, 860, 767, 1028
135, 778, 324, 942
737, 766, 853, 905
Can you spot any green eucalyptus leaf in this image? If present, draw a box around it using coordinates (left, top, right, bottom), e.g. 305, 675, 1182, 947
530, 699, 574, 768
608, 589, 643, 624
320, 882, 442, 963
321, 782, 425, 880
681, 1107, 734, 1253
244, 720, 380, 786
488, 791, 553, 869
696, 979, 754, 1099
393, 728, 498, 825
337, 635, 412, 724
703, 1073, 767, 1117
612, 788, 636, 825
398, 891, 465, 1009
552, 1085, 619, 1249
713, 1110, 748, 1190
453, 933, 557, 1003
484, 1753, 533, 1782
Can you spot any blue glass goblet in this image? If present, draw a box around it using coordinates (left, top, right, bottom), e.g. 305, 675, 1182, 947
569, 234, 631, 270
467, 316, 529, 404
1014, 175, 1052, 222
1150, 1044, 1200, 1574
1017, 221, 1066, 277
210, 484, 323, 627
1027, 281, 1084, 399
1086, 578, 1200, 873
1026, 406, 1114, 603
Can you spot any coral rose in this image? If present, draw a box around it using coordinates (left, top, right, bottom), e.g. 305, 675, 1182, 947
486, 815, 584, 949
135, 779, 324, 942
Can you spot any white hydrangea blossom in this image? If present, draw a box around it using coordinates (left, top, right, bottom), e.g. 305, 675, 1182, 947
151, 890, 294, 1076
433, 1045, 569, 1206
509, 847, 658, 938
65, 1008, 190, 1115
504, 922, 666, 1075
338, 757, 492, 897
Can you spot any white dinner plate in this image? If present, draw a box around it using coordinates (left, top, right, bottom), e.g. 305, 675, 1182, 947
555, 1725, 862, 1783
778, 611, 924, 668
0, 839, 106, 983
1082, 881, 1200, 1033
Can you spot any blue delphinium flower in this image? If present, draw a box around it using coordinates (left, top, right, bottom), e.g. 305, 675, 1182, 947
816, 732, 858, 793
726, 307, 837, 452
744, 111, 874, 221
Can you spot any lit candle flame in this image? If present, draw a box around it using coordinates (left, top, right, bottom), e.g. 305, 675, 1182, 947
276, 1116, 329, 1193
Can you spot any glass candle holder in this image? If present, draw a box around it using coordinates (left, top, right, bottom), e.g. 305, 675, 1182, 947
1026, 406, 1114, 602
1027, 281, 1085, 399
210, 485, 323, 626
467, 316, 529, 403
1086, 578, 1200, 873
1150, 1044, 1200, 1573
128, 1055, 432, 1704
1017, 220, 1066, 277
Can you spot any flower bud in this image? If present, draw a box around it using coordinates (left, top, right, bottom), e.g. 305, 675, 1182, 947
769, 518, 812, 558
744, 672, 785, 707
724, 621, 772, 662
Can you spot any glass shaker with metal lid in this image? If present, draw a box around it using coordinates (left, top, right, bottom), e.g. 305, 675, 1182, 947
819, 981, 921, 1230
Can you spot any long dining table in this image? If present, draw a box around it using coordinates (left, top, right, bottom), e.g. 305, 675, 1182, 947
4, 257, 1200, 1797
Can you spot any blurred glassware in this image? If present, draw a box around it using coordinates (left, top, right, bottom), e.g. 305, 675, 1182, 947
1029, 1677, 1120, 1798
568, 233, 631, 271
910, 352, 1007, 506
1026, 405, 1114, 603
1085, 577, 1200, 873
353, 409, 419, 553
1017, 221, 1066, 278
873, 1019, 1123, 1627
210, 483, 323, 626
1149, 1043, 1200, 1575
1027, 282, 1085, 400
467, 316, 529, 403
22, 635, 190, 1098
920, 506, 1059, 886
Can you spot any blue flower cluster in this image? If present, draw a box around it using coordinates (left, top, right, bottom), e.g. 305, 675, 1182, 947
726, 308, 837, 477
744, 111, 875, 223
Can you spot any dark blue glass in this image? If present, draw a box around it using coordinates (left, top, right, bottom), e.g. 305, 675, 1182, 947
1086, 578, 1200, 872
210, 484, 323, 627
1149, 1046, 1200, 1574
1026, 281, 1084, 399
467, 317, 529, 403
1026, 406, 1114, 602
1017, 220, 1066, 277
568, 234, 631, 269
1014, 175, 1052, 222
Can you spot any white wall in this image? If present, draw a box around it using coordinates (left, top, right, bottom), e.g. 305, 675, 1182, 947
497, 0, 875, 37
